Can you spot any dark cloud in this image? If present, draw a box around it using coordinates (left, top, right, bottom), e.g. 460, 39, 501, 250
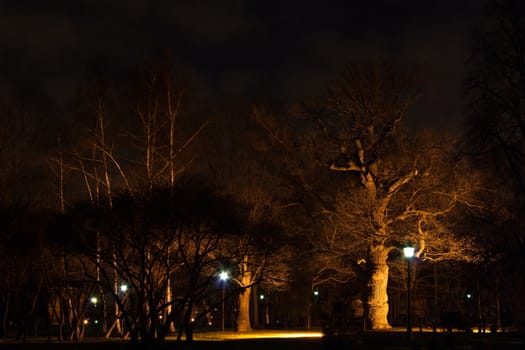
0, 0, 485, 129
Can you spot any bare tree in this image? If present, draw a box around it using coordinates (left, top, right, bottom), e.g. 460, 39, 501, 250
0, 98, 61, 340
465, 0, 525, 199
303, 64, 480, 329
48, 63, 218, 346
204, 107, 294, 332
59, 182, 244, 347
464, 0, 525, 335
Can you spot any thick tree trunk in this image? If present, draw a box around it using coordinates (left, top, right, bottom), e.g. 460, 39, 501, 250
367, 244, 391, 330
237, 287, 252, 332
236, 256, 253, 332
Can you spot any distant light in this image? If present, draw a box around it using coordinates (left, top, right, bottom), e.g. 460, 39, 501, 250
219, 271, 229, 281
120, 284, 128, 292
260, 294, 265, 300
90, 297, 98, 304
403, 246, 415, 258
94, 320, 99, 324
313, 290, 319, 296
83, 319, 89, 325
466, 294, 472, 299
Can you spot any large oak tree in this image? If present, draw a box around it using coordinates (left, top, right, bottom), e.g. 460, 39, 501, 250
298, 63, 480, 329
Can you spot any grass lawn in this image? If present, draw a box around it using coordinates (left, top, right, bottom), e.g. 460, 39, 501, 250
0, 329, 521, 350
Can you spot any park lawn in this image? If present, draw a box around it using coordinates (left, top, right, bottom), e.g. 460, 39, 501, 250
0, 338, 325, 350
0, 331, 522, 350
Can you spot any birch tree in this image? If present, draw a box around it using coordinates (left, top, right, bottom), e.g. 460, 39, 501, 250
62, 64, 210, 342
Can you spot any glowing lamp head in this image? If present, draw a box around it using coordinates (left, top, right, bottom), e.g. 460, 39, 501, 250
120, 284, 128, 292
219, 271, 229, 281
403, 246, 415, 258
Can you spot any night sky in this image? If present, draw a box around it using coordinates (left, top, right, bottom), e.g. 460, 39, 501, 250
1, 0, 485, 130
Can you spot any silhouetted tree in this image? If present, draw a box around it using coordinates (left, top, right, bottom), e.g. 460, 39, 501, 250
204, 107, 296, 331
464, 0, 525, 334
54, 181, 245, 348
0, 206, 51, 339
60, 64, 210, 338
0, 97, 58, 339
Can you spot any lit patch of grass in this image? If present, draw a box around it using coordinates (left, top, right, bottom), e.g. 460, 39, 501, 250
166, 330, 323, 341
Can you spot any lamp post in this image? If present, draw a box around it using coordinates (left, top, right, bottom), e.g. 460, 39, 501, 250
259, 294, 267, 327
403, 246, 415, 341
219, 271, 229, 332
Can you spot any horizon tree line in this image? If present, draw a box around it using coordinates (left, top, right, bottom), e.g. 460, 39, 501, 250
0, 0, 524, 345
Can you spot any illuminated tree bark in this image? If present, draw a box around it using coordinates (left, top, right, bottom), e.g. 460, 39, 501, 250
207, 122, 292, 333
237, 271, 253, 332
300, 63, 479, 330
367, 245, 392, 329
233, 254, 256, 332
327, 99, 413, 329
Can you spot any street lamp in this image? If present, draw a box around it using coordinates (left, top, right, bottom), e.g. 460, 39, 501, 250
219, 271, 229, 331
404, 245, 415, 341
